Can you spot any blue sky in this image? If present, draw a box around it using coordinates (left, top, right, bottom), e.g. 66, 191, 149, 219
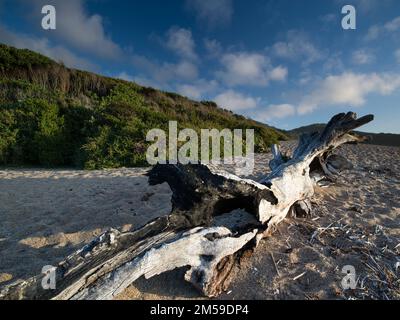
1, 0, 400, 133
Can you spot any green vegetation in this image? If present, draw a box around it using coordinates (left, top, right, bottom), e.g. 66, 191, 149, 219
0, 44, 287, 169
0, 44, 54, 71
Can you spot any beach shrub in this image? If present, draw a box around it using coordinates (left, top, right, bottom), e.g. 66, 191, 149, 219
0, 99, 67, 166
0, 109, 18, 164
0, 44, 54, 71
32, 101, 66, 166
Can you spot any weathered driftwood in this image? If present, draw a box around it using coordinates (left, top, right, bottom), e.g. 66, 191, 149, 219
0, 112, 373, 300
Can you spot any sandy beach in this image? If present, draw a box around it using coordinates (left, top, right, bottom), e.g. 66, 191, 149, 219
0, 143, 399, 299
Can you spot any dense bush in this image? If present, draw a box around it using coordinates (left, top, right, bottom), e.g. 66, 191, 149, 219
0, 44, 54, 71
0, 44, 288, 169
0, 109, 17, 164
0, 99, 67, 166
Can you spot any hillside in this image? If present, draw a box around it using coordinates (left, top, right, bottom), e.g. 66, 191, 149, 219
0, 44, 287, 169
288, 124, 400, 147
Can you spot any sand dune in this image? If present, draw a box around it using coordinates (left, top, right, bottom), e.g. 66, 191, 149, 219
0, 144, 399, 299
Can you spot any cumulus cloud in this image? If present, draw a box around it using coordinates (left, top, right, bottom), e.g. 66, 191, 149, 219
255, 104, 296, 122
298, 72, 400, 114
165, 27, 197, 61
30, 0, 122, 59
216, 52, 288, 87
177, 84, 203, 100
272, 30, 323, 65
177, 79, 218, 100
214, 91, 295, 122
365, 16, 400, 41
185, 0, 233, 27
174, 61, 199, 79
352, 49, 375, 65
384, 16, 400, 31
269, 66, 288, 81
0, 25, 96, 70
214, 90, 260, 111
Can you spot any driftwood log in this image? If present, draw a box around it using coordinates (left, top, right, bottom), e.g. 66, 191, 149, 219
0, 112, 374, 300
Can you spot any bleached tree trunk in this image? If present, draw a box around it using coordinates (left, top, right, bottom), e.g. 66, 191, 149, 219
0, 112, 373, 300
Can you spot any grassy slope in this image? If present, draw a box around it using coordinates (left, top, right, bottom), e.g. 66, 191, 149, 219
0, 44, 287, 169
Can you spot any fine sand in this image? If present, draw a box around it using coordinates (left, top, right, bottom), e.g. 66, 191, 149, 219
0, 144, 399, 299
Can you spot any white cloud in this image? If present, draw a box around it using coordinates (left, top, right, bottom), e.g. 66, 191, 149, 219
269, 66, 288, 81
214, 91, 295, 122
31, 0, 122, 59
256, 104, 296, 122
216, 52, 287, 87
165, 27, 197, 61
185, 0, 233, 27
177, 84, 203, 100
365, 16, 400, 41
352, 49, 375, 65
384, 16, 400, 31
298, 72, 400, 114
174, 61, 199, 79
0, 25, 96, 70
272, 30, 323, 65
177, 79, 218, 100
214, 90, 259, 111
219, 53, 267, 85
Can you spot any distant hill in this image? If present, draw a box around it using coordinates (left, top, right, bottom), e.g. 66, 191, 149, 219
0, 44, 287, 168
288, 124, 400, 147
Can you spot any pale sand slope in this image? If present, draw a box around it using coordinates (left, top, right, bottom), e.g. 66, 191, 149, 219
0, 144, 399, 299
0, 168, 172, 285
